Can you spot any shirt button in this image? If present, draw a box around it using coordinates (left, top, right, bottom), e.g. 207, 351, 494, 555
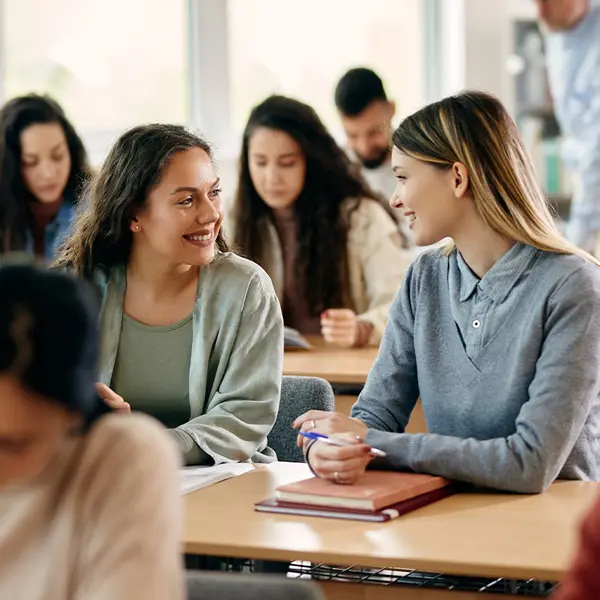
472, 319, 481, 329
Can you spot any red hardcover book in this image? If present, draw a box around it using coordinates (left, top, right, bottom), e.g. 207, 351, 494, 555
255, 472, 456, 522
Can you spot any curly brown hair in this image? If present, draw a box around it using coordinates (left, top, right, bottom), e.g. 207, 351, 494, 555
53, 124, 228, 277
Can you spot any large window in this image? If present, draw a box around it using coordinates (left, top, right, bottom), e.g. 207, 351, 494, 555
226, 0, 425, 142
1, 0, 435, 165
2, 0, 189, 135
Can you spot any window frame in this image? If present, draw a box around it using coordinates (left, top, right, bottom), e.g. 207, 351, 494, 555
0, 0, 450, 163
191, 0, 451, 159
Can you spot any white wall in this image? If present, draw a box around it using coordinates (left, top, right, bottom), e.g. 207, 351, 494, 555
443, 0, 536, 115
465, 0, 511, 101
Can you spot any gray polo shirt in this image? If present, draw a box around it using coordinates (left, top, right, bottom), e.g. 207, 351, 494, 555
352, 244, 600, 492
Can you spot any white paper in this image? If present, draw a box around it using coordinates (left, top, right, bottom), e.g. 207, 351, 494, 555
284, 326, 312, 349
181, 463, 254, 495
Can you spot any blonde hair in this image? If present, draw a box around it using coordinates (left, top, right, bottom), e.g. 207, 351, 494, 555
392, 90, 599, 266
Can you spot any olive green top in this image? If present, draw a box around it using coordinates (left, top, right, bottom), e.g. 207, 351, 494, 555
111, 313, 194, 430
95, 252, 283, 466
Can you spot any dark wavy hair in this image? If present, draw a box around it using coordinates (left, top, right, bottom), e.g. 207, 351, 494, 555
0, 94, 90, 252
53, 124, 228, 278
233, 95, 382, 315
0, 264, 107, 427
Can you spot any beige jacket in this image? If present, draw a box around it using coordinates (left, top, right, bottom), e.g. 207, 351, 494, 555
230, 198, 413, 345
0, 414, 183, 600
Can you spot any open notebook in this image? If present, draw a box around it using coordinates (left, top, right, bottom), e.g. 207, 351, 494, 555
284, 326, 312, 350
181, 463, 254, 495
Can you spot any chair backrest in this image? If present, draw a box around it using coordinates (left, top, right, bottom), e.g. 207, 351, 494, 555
268, 376, 335, 462
186, 571, 324, 600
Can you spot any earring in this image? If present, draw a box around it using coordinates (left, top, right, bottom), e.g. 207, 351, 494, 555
134, 224, 140, 232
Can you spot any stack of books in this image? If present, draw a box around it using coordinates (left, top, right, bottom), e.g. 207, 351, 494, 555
255, 472, 456, 522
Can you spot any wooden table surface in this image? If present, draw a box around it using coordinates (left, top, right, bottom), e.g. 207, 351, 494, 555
283, 337, 379, 385
283, 337, 427, 433
185, 462, 598, 581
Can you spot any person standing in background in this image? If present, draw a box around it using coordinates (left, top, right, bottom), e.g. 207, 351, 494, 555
0, 95, 90, 261
537, 0, 600, 254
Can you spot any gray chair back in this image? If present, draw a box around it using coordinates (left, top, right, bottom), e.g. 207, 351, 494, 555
186, 571, 324, 600
268, 376, 335, 462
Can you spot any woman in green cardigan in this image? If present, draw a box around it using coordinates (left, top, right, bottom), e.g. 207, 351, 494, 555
54, 124, 283, 466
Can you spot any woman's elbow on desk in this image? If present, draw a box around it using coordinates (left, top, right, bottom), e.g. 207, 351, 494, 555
503, 473, 552, 495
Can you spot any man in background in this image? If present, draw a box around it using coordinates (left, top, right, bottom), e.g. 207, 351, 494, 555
334, 68, 398, 206
537, 0, 600, 254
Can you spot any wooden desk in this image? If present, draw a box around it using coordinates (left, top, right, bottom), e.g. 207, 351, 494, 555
334, 394, 427, 434
284, 337, 378, 385
283, 338, 427, 433
186, 463, 597, 587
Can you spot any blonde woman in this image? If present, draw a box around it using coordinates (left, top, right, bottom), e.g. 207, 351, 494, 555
294, 91, 600, 493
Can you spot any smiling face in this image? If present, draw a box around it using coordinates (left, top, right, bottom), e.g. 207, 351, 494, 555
0, 374, 79, 489
20, 122, 72, 204
132, 147, 224, 267
248, 127, 306, 211
390, 146, 470, 246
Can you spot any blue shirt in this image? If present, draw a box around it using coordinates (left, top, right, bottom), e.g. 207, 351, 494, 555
352, 245, 600, 493
25, 201, 75, 262
544, 2, 600, 249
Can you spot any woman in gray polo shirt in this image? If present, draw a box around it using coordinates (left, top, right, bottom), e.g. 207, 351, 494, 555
294, 91, 600, 493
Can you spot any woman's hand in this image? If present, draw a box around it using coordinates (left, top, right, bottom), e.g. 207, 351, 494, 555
305, 432, 374, 484
320, 309, 358, 347
293, 410, 368, 448
96, 383, 131, 414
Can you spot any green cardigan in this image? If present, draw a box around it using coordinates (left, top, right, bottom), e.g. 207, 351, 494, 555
94, 252, 283, 465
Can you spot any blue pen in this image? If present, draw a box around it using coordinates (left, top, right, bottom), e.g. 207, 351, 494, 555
300, 430, 387, 458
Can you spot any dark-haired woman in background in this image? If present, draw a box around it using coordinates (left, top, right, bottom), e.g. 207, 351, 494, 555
55, 124, 282, 466
231, 95, 412, 348
0, 265, 182, 600
0, 94, 90, 260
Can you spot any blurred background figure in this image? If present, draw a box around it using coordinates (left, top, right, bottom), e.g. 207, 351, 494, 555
537, 0, 600, 254
0, 265, 182, 600
334, 68, 396, 200
231, 95, 411, 348
0, 95, 90, 261
334, 68, 411, 243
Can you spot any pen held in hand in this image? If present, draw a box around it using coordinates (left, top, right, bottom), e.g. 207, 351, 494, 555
300, 430, 387, 458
